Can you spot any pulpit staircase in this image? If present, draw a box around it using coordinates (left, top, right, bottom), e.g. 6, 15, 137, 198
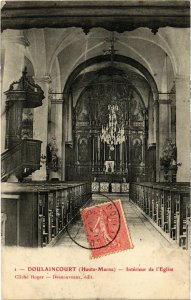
1, 68, 44, 182
1, 139, 42, 182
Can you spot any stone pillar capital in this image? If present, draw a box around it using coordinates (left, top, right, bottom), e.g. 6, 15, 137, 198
63, 92, 68, 102
33, 75, 52, 84
2, 30, 30, 47
175, 75, 189, 82
158, 93, 169, 101
158, 99, 171, 105
51, 99, 63, 104
153, 100, 159, 106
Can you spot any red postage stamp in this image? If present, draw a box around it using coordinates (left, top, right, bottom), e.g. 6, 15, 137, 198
80, 199, 133, 258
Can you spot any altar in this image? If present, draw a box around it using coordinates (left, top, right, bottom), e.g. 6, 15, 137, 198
104, 160, 115, 173
91, 173, 129, 193
66, 65, 148, 184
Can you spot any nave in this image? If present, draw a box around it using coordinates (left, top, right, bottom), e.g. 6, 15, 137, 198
2, 192, 189, 300
52, 193, 189, 300
54, 194, 176, 249
1, 2, 190, 299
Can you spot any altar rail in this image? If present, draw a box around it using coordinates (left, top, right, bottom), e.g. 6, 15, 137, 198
1, 181, 91, 247
66, 164, 151, 182
129, 182, 190, 249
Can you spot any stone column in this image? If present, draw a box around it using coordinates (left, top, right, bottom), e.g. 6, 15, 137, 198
97, 135, 100, 170
49, 97, 63, 181
1, 30, 29, 152
175, 76, 190, 182
67, 93, 73, 143
159, 95, 170, 148
148, 91, 155, 145
63, 93, 73, 144
104, 142, 106, 161
154, 100, 159, 181
92, 136, 95, 171
158, 95, 171, 181
119, 143, 123, 172
63, 97, 68, 143
32, 75, 51, 181
142, 132, 146, 165
127, 135, 130, 175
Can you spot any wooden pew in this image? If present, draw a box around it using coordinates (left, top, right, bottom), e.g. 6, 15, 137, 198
175, 187, 190, 248
145, 183, 154, 218
161, 187, 170, 233
167, 187, 179, 240
1, 181, 91, 247
129, 182, 190, 249
186, 202, 190, 250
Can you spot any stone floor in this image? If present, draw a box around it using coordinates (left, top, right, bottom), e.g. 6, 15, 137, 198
50, 194, 189, 299
3, 194, 189, 300
54, 194, 177, 249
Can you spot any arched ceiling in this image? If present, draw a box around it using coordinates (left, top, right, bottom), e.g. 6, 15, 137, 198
23, 27, 176, 92
56, 28, 174, 74
71, 65, 151, 108
2, 1, 189, 96
56, 28, 175, 92
77, 62, 145, 80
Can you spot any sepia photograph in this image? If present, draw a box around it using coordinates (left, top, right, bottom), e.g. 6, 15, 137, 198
1, 0, 190, 299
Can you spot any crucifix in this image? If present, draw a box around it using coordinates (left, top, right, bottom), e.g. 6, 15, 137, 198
104, 32, 118, 66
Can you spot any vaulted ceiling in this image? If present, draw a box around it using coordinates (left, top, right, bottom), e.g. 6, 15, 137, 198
22, 27, 178, 95
2, 1, 189, 100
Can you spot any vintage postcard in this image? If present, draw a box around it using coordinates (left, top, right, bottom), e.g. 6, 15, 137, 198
1, 1, 190, 299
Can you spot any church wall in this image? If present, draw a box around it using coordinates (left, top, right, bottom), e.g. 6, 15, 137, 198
1, 30, 27, 153
1, 26, 189, 182
47, 58, 63, 180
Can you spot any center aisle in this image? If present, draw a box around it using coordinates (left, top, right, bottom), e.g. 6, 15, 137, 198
54, 194, 177, 248
51, 194, 189, 299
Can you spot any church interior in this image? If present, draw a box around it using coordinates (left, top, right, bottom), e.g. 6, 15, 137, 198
1, 1, 190, 255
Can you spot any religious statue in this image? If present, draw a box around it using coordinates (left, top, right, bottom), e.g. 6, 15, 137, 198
104, 159, 115, 173
160, 139, 181, 181
46, 137, 59, 171
78, 138, 88, 163
133, 139, 142, 163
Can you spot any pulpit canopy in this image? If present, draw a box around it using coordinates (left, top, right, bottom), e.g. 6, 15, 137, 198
5, 67, 44, 108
